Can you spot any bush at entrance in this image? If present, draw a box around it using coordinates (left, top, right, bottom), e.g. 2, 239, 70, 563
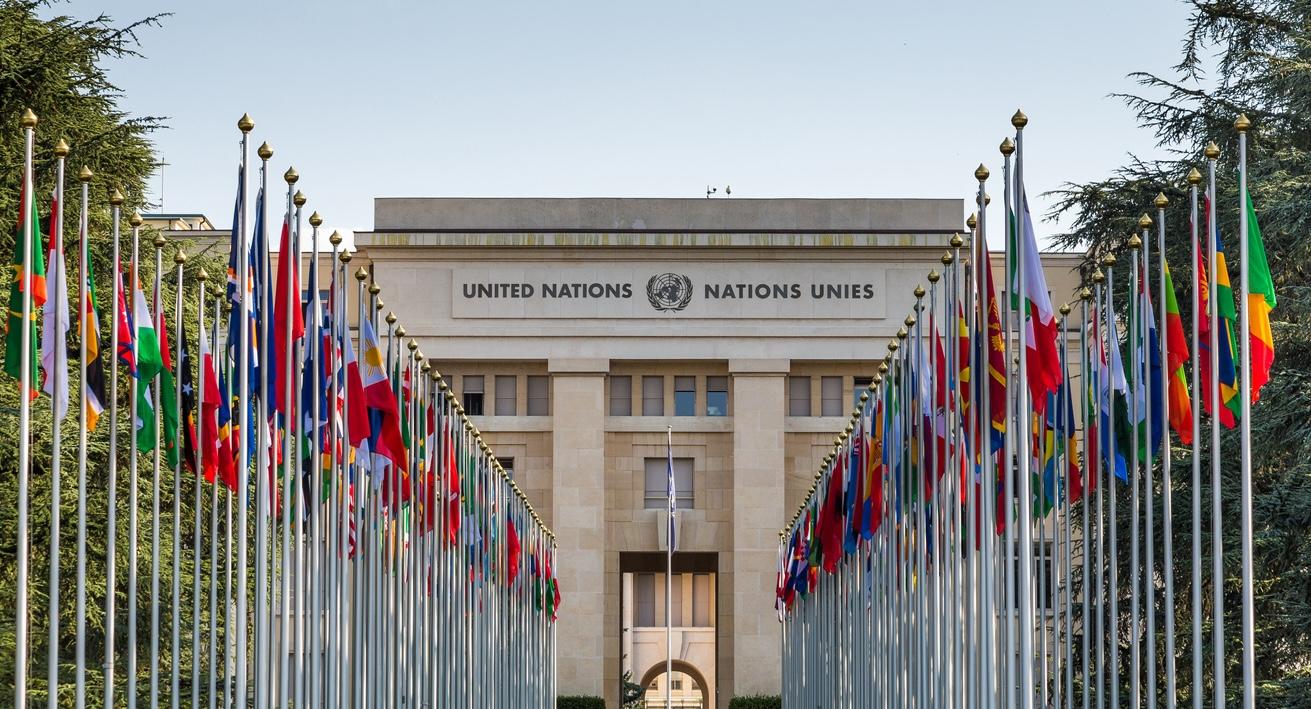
729, 695, 782, 709
557, 696, 606, 709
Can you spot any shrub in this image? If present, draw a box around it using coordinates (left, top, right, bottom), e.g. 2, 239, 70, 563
557, 696, 606, 709
729, 695, 782, 709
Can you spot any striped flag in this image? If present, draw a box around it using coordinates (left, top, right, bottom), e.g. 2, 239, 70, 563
132, 269, 162, 452
81, 239, 106, 431
1243, 189, 1276, 401
5, 182, 47, 398
1162, 260, 1193, 444
40, 194, 68, 420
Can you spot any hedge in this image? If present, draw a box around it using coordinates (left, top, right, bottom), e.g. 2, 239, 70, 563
557, 696, 606, 709
729, 695, 782, 709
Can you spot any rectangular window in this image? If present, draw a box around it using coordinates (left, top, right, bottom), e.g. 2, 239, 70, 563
634, 573, 656, 627
692, 573, 712, 627
705, 376, 728, 417
610, 375, 632, 416
642, 376, 664, 416
495, 375, 517, 416
788, 376, 811, 417
644, 457, 693, 509
527, 375, 549, 416
462, 375, 484, 416
496, 457, 514, 479
853, 377, 873, 408
674, 376, 696, 417
821, 376, 843, 416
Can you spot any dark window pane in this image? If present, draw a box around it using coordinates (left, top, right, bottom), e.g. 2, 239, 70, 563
821, 376, 842, 416
527, 375, 549, 416
706, 376, 728, 416
788, 376, 811, 417
610, 375, 632, 416
853, 377, 872, 408
463, 375, 484, 416
642, 376, 664, 416
495, 375, 516, 416
645, 457, 693, 509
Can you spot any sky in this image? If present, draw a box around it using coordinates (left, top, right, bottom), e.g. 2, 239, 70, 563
81, 1, 1194, 250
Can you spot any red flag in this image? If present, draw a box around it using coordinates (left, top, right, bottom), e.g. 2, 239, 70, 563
273, 217, 304, 418
507, 516, 522, 587
446, 419, 461, 546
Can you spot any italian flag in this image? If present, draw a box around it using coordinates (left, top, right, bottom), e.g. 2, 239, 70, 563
133, 271, 163, 452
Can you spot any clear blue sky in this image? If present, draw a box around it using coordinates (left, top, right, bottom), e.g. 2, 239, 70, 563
81, 1, 1193, 249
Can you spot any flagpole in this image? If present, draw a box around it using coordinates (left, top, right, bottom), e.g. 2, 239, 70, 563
352, 266, 368, 709
1204, 140, 1223, 708
1078, 283, 1093, 709
74, 163, 92, 709
209, 289, 222, 709
307, 214, 324, 709
253, 138, 274, 709
293, 193, 307, 709
1156, 190, 1178, 709
170, 246, 186, 709
1234, 114, 1256, 709
1184, 166, 1202, 709
234, 113, 254, 709
666, 423, 673, 709
1011, 108, 1036, 709
149, 227, 165, 709
1092, 267, 1107, 709
14, 108, 37, 709
106, 186, 124, 709
277, 169, 299, 709
1139, 213, 1155, 709
193, 270, 209, 709
47, 138, 68, 709
127, 212, 143, 709
975, 162, 997, 709
1061, 301, 1075, 708
1128, 227, 1144, 709
998, 133, 1017, 709
1103, 249, 1120, 709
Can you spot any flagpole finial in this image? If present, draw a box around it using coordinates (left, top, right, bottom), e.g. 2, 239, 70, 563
174, 249, 187, 265
197, 268, 209, 283
374, 299, 383, 312
329, 230, 342, 246
1000, 137, 1015, 156
1128, 234, 1142, 250
975, 164, 990, 182
913, 286, 924, 300
438, 378, 448, 391
872, 373, 883, 386
369, 283, 381, 296
1234, 113, 1251, 132
430, 369, 441, 383
1079, 286, 1091, 300
1187, 168, 1203, 185
421, 361, 430, 373
966, 213, 977, 230
942, 252, 953, 266
878, 362, 888, 374
385, 312, 397, 325
20, 108, 37, 128
153, 234, 166, 249
238, 114, 254, 133
257, 142, 272, 160
293, 190, 306, 207
844, 422, 854, 435
284, 167, 299, 184
395, 326, 407, 338
109, 188, 124, 205
1154, 192, 1169, 209
896, 327, 907, 340
407, 339, 418, 352
1011, 109, 1028, 128
354, 267, 367, 281
860, 389, 871, 401
1204, 142, 1220, 159
339, 251, 352, 264
78, 166, 92, 182
309, 212, 322, 227
927, 270, 940, 283
1059, 303, 1071, 316
54, 139, 70, 157
1101, 252, 1117, 267
984, 193, 991, 206
950, 234, 963, 248
1138, 213, 1152, 229
1092, 269, 1105, 284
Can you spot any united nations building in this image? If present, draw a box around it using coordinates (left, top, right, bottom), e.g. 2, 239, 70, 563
342, 197, 1080, 708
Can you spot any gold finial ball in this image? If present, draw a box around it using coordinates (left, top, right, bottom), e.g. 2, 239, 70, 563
1154, 192, 1169, 209
238, 113, 255, 133
950, 234, 963, 248
354, 267, 368, 281
1079, 287, 1091, 300
1138, 213, 1152, 229
859, 390, 870, 402
941, 252, 954, 266
386, 312, 398, 325
1128, 234, 1142, 250
1092, 269, 1105, 284
904, 315, 917, 329
1235, 113, 1251, 132
53, 139, 70, 157
257, 142, 272, 160
913, 285, 925, 299
1187, 168, 1203, 185
1011, 109, 1028, 128
966, 213, 978, 230
369, 283, 381, 296
896, 327, 908, 340
339, 251, 352, 264
284, 166, 299, 184
1101, 252, 1117, 267
309, 211, 323, 227
396, 325, 407, 337
844, 423, 854, 435
1000, 137, 1015, 156
984, 193, 991, 206
407, 339, 418, 352
78, 166, 93, 182
174, 249, 187, 265
878, 362, 889, 374
975, 163, 990, 182
197, 268, 209, 282
293, 190, 306, 207
438, 379, 449, 391
375, 299, 384, 312
928, 270, 940, 283
872, 373, 883, 385
330, 230, 342, 246
109, 188, 125, 205
20, 108, 38, 128
153, 234, 166, 249
1204, 142, 1220, 159
1059, 303, 1071, 316
129, 212, 144, 227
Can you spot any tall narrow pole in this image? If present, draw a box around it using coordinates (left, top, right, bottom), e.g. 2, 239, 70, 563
209, 291, 221, 709
74, 164, 93, 709
170, 245, 186, 709
1204, 140, 1224, 708
1186, 166, 1203, 709
999, 135, 1017, 709
1092, 267, 1107, 709
149, 226, 165, 709
127, 212, 143, 709
277, 169, 299, 709
1012, 107, 1036, 709
1156, 190, 1178, 709
1105, 252, 1120, 709
253, 139, 273, 709
15, 108, 37, 709
307, 214, 324, 709
106, 187, 124, 709
1079, 284, 1093, 709
235, 112, 254, 709
667, 423, 674, 709
1235, 114, 1257, 709
47, 139, 68, 709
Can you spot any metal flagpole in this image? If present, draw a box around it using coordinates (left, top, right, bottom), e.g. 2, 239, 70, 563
127, 212, 142, 709
193, 270, 207, 709
1156, 191, 1178, 709
1079, 284, 1093, 709
1012, 108, 1036, 709
1105, 250, 1121, 709
1141, 212, 1156, 709
209, 292, 222, 709
1235, 114, 1257, 709
222, 297, 234, 709
75, 163, 92, 709
293, 196, 307, 709
170, 246, 186, 709
999, 134, 1017, 709
235, 113, 254, 709
1093, 266, 1108, 709
667, 424, 674, 709
253, 140, 274, 709
149, 226, 165, 709
47, 139, 68, 709
1129, 226, 1143, 709
1186, 166, 1203, 709
278, 170, 298, 709
976, 163, 998, 709
1204, 140, 1223, 708
106, 185, 123, 709
1061, 302, 1075, 708
308, 215, 324, 709
15, 108, 37, 709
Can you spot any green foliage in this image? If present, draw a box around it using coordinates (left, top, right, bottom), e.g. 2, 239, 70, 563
1048, 0, 1311, 705
620, 665, 645, 708
557, 695, 607, 709
728, 695, 782, 709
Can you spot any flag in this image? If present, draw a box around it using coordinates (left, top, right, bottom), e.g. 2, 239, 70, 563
358, 317, 406, 471
1162, 261, 1193, 444
1058, 365, 1082, 502
197, 325, 222, 483
819, 458, 844, 574
132, 269, 162, 452
507, 515, 521, 587
115, 250, 135, 375
5, 182, 47, 397
216, 364, 237, 491
1243, 189, 1275, 401
41, 194, 68, 420
81, 243, 107, 431
1016, 191, 1062, 408
1101, 299, 1129, 483
981, 246, 1006, 451
1200, 193, 1240, 428
1134, 270, 1165, 458
160, 306, 180, 468
446, 416, 461, 546
863, 391, 884, 540
272, 215, 303, 417
180, 321, 199, 474
666, 429, 678, 553
341, 325, 371, 447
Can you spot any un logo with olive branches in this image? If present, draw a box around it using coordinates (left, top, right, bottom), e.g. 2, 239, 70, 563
646, 273, 693, 312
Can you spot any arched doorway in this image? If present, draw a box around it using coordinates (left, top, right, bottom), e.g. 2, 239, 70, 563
639, 659, 710, 708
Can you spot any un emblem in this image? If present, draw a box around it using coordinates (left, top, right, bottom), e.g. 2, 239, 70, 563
646, 273, 693, 312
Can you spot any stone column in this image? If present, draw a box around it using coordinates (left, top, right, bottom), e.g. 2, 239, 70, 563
549, 358, 609, 700
728, 359, 787, 701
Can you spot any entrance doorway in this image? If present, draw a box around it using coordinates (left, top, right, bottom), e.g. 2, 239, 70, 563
620, 552, 718, 708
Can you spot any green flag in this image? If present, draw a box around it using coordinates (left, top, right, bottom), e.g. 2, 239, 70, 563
4, 183, 46, 396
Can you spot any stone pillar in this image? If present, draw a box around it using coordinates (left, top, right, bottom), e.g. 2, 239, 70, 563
549, 358, 608, 700
728, 359, 787, 700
